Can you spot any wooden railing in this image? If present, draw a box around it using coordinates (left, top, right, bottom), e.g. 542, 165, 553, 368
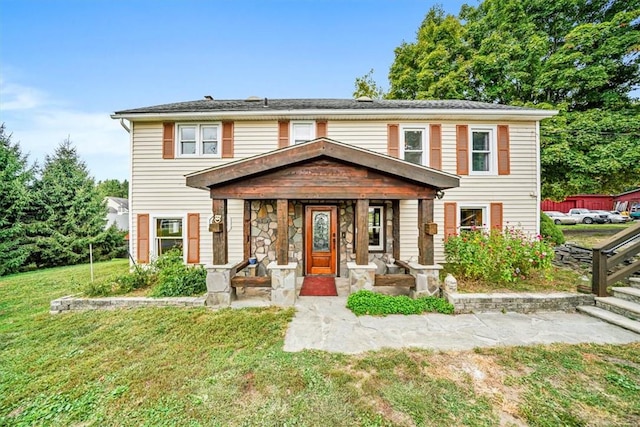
592, 221, 640, 297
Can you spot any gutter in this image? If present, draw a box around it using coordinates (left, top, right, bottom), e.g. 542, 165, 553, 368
111, 108, 558, 121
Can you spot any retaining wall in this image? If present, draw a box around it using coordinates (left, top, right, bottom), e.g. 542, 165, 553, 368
50, 295, 206, 314
446, 292, 594, 314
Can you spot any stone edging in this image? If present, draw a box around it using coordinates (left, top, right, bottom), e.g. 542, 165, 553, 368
445, 292, 594, 314
50, 295, 206, 314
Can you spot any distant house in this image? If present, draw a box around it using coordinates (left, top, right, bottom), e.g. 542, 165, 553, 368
105, 197, 129, 231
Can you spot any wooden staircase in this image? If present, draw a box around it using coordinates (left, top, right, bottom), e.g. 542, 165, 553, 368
577, 277, 640, 334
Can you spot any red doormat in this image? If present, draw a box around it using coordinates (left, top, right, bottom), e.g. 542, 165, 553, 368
299, 276, 338, 296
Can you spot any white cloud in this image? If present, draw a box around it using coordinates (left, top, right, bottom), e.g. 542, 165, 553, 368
1, 79, 130, 181
0, 79, 49, 110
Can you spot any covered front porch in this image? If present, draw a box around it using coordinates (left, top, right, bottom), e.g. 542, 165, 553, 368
185, 138, 459, 307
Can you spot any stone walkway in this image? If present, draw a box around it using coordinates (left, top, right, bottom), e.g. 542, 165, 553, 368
283, 296, 640, 354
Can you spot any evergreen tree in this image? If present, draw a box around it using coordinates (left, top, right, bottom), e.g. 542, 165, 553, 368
0, 124, 32, 275
27, 138, 110, 268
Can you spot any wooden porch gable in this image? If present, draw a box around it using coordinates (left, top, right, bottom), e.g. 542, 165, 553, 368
185, 138, 460, 196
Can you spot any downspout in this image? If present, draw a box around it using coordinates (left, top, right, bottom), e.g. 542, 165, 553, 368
119, 118, 130, 133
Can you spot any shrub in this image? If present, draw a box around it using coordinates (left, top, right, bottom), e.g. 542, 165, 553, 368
150, 249, 206, 297
346, 290, 454, 316
540, 212, 565, 245
444, 227, 553, 285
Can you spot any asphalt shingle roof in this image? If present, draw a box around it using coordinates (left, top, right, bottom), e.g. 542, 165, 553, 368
115, 98, 535, 114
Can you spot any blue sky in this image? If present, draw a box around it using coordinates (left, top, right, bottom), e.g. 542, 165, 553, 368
1, 0, 470, 180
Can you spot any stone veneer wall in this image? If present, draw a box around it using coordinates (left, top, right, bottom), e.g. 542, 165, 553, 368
446, 292, 595, 314
249, 200, 396, 277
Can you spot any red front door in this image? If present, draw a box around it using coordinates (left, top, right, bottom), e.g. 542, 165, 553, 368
305, 206, 338, 275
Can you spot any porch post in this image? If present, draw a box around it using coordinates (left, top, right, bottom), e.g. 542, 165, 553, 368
392, 200, 400, 261
212, 199, 227, 264
418, 198, 434, 265
276, 199, 288, 265
355, 199, 369, 265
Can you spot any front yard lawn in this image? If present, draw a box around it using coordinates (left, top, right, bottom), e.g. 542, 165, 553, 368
1, 261, 639, 426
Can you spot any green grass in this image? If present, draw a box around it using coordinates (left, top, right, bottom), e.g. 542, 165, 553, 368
2, 261, 639, 425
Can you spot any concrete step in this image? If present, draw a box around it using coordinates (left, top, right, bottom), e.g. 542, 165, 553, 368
595, 296, 640, 321
612, 287, 640, 304
629, 277, 640, 289
577, 305, 640, 335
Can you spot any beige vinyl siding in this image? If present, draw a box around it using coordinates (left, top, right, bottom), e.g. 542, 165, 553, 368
130, 119, 539, 266
326, 121, 388, 154
429, 122, 539, 262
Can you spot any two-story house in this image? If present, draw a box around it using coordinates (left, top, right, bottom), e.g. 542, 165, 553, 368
112, 97, 555, 304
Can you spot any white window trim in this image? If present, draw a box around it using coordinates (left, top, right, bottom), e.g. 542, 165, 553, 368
176, 123, 222, 158
400, 125, 429, 166
458, 204, 489, 232
290, 121, 316, 145
150, 214, 187, 262
468, 125, 497, 175
368, 206, 385, 252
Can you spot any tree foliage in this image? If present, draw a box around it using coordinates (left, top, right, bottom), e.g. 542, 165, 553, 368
353, 69, 387, 99
382, 0, 640, 198
0, 124, 33, 275
389, 0, 640, 109
97, 178, 129, 199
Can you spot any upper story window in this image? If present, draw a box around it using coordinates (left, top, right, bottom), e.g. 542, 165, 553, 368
291, 122, 315, 145
401, 127, 426, 165
177, 124, 221, 157
470, 127, 496, 174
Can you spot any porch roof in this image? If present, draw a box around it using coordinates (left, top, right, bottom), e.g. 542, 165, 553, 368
185, 138, 460, 195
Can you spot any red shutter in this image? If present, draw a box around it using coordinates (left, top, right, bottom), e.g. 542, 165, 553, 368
137, 214, 150, 263
497, 125, 510, 175
430, 124, 442, 169
490, 203, 503, 230
222, 121, 234, 158
316, 120, 327, 138
456, 125, 468, 175
187, 213, 200, 264
278, 120, 289, 148
444, 202, 457, 239
162, 123, 175, 159
387, 124, 399, 158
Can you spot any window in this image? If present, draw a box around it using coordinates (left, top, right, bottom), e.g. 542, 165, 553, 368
402, 128, 425, 165
470, 127, 495, 173
459, 207, 486, 231
291, 122, 315, 145
368, 206, 384, 251
155, 218, 183, 256
177, 124, 220, 156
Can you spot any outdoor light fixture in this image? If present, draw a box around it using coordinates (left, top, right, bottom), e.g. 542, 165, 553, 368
436, 190, 445, 200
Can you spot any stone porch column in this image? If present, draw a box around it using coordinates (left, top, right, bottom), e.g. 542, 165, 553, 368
347, 262, 377, 293
205, 263, 238, 307
407, 262, 443, 298
268, 261, 298, 306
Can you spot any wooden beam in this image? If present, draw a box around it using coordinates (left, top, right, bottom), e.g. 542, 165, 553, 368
392, 200, 400, 261
394, 259, 411, 273
212, 199, 227, 264
591, 248, 608, 297
418, 198, 434, 265
356, 199, 369, 265
243, 200, 251, 260
374, 274, 415, 287
277, 199, 289, 265
231, 276, 272, 288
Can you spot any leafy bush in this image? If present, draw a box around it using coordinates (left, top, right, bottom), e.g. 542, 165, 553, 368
444, 227, 553, 285
149, 250, 206, 297
540, 212, 565, 245
82, 250, 204, 297
346, 290, 454, 316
